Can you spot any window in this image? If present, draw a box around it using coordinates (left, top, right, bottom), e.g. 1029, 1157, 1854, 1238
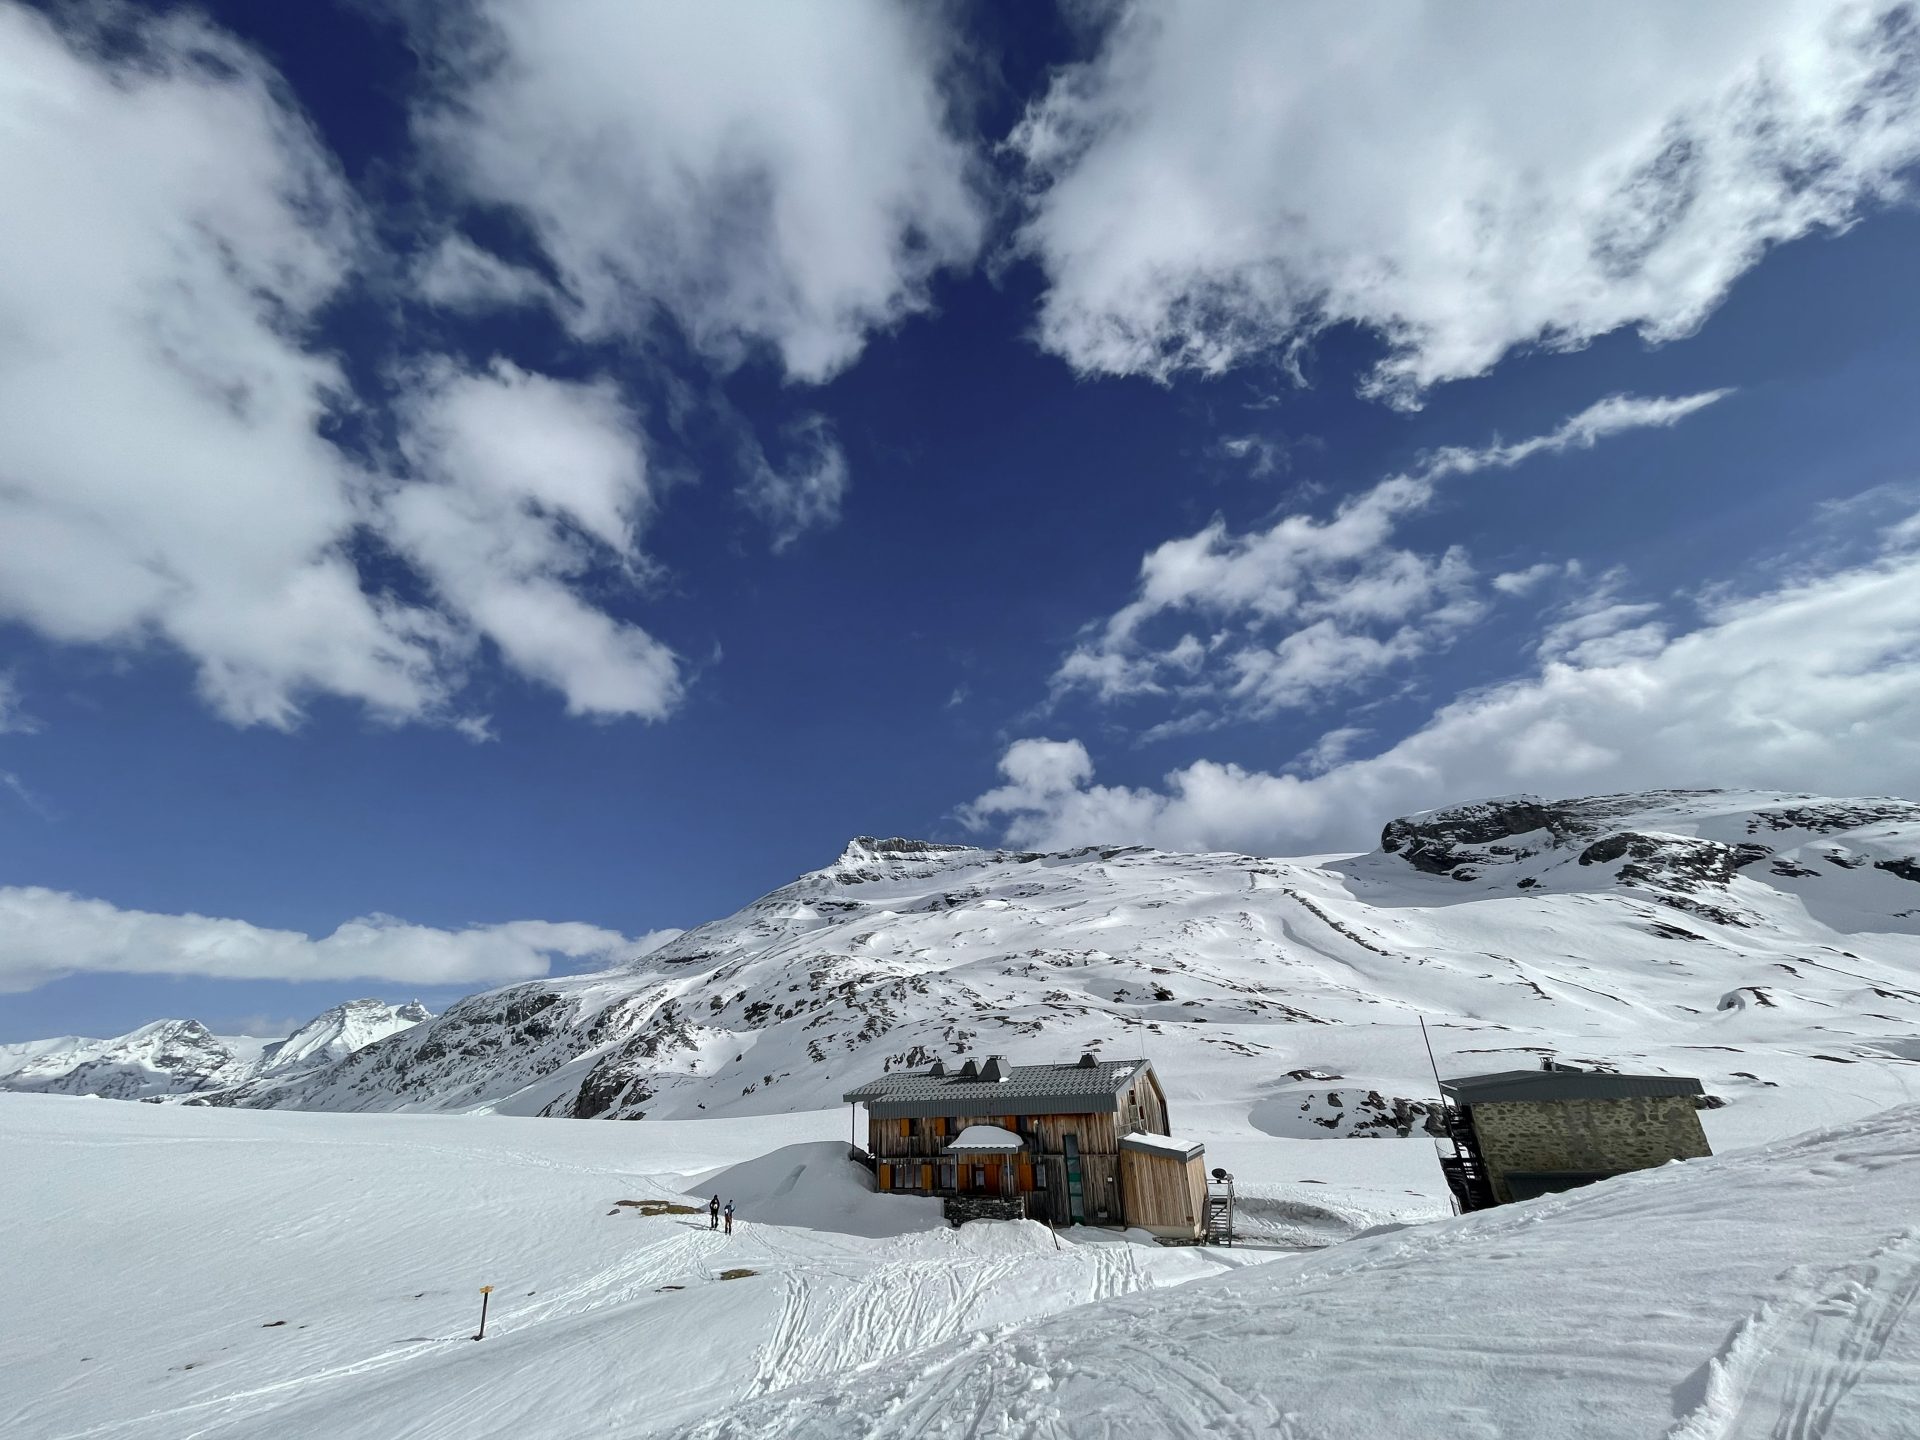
973, 1165, 986, 1191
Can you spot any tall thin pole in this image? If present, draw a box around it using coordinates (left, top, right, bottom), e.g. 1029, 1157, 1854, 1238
1419, 1015, 1460, 1217
1418, 1015, 1444, 1100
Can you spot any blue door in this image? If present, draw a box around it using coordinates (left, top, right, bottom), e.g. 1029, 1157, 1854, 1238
1063, 1133, 1086, 1222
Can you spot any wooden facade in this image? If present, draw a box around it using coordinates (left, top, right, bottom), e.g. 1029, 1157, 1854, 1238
1117, 1138, 1208, 1240
854, 1056, 1187, 1228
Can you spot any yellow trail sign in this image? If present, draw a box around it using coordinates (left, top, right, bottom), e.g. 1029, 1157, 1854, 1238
480, 1286, 493, 1294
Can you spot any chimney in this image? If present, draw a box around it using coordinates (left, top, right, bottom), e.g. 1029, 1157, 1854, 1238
958, 1059, 980, 1080
929, 1060, 946, 1077
981, 1055, 1011, 1082
1078, 1052, 1098, 1068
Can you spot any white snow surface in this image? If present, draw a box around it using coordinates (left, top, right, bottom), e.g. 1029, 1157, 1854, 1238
0, 1096, 1273, 1439
688, 1104, 1920, 1440
1117, 1130, 1202, 1158
5, 1094, 1917, 1438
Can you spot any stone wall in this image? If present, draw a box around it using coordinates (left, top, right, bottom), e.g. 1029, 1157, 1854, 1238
1469, 1095, 1711, 1203
943, 1195, 1027, 1225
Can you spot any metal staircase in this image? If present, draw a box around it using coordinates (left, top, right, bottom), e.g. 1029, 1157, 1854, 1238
1436, 1105, 1497, 1212
1205, 1177, 1235, 1245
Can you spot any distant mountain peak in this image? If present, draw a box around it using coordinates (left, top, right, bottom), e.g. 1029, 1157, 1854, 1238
1, 997, 433, 1101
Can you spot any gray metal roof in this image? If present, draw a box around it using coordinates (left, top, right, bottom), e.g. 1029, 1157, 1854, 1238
843, 1056, 1150, 1119
1441, 1068, 1704, 1107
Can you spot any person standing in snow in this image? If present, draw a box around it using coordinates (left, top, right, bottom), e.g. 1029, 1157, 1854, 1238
708, 1194, 721, 1230
723, 1200, 734, 1236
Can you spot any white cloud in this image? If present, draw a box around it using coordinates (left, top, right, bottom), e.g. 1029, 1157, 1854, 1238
960, 738, 1097, 832
1493, 562, 1567, 596
417, 0, 986, 382
0, 5, 452, 729
0, 771, 48, 819
0, 887, 672, 994
1012, 2, 1920, 402
1226, 620, 1425, 715
0, 674, 28, 734
1415, 391, 1733, 480
968, 534, 1920, 856
0, 8, 687, 730
1055, 392, 1723, 718
738, 415, 851, 552
413, 234, 555, 313
1217, 434, 1286, 479
389, 359, 681, 720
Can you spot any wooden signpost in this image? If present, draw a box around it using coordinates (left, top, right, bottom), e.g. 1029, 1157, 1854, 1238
474, 1285, 493, 1341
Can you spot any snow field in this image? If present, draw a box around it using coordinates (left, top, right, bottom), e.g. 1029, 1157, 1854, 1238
0, 1097, 1281, 1439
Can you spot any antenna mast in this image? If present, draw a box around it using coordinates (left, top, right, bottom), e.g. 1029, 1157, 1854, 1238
1419, 1014, 1444, 1098
1419, 1013, 1460, 1217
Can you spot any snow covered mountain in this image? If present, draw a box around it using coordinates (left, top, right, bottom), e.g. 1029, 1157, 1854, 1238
257, 998, 433, 1078
0, 999, 431, 1102
226, 789, 1920, 1149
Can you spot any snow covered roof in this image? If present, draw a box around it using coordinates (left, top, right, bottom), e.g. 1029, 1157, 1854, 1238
1441, 1068, 1705, 1107
946, 1125, 1024, 1153
1118, 1132, 1203, 1162
843, 1056, 1151, 1119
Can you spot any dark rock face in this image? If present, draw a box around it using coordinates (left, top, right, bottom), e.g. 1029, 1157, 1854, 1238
1746, 802, 1920, 834
1875, 857, 1920, 884
1578, 833, 1772, 890
1380, 796, 1560, 874
1378, 790, 1750, 877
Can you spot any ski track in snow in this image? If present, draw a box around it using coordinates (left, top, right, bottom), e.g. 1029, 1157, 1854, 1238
1667, 1228, 1920, 1440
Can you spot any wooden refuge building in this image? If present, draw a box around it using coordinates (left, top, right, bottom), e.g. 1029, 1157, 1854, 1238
1437, 1060, 1712, 1210
843, 1053, 1209, 1237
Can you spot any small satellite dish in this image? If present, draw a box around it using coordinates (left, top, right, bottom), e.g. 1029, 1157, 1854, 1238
1211, 1167, 1228, 1181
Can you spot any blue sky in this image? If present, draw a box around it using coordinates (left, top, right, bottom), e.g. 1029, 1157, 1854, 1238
5, 1, 1920, 1040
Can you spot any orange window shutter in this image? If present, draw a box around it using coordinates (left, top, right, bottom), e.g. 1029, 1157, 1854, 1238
921, 1164, 933, 1190
877, 1163, 889, 1190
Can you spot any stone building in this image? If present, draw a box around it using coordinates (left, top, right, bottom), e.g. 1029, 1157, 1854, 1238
1436, 1061, 1712, 1209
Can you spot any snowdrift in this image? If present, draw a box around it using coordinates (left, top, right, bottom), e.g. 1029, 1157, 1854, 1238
690, 1141, 943, 1237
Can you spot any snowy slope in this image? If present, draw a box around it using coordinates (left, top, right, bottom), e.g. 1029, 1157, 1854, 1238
0, 1095, 1278, 1440
1, 1000, 430, 1102
256, 998, 433, 1078
4, 1093, 1914, 1439
236, 789, 1920, 1159
688, 1102, 1920, 1440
